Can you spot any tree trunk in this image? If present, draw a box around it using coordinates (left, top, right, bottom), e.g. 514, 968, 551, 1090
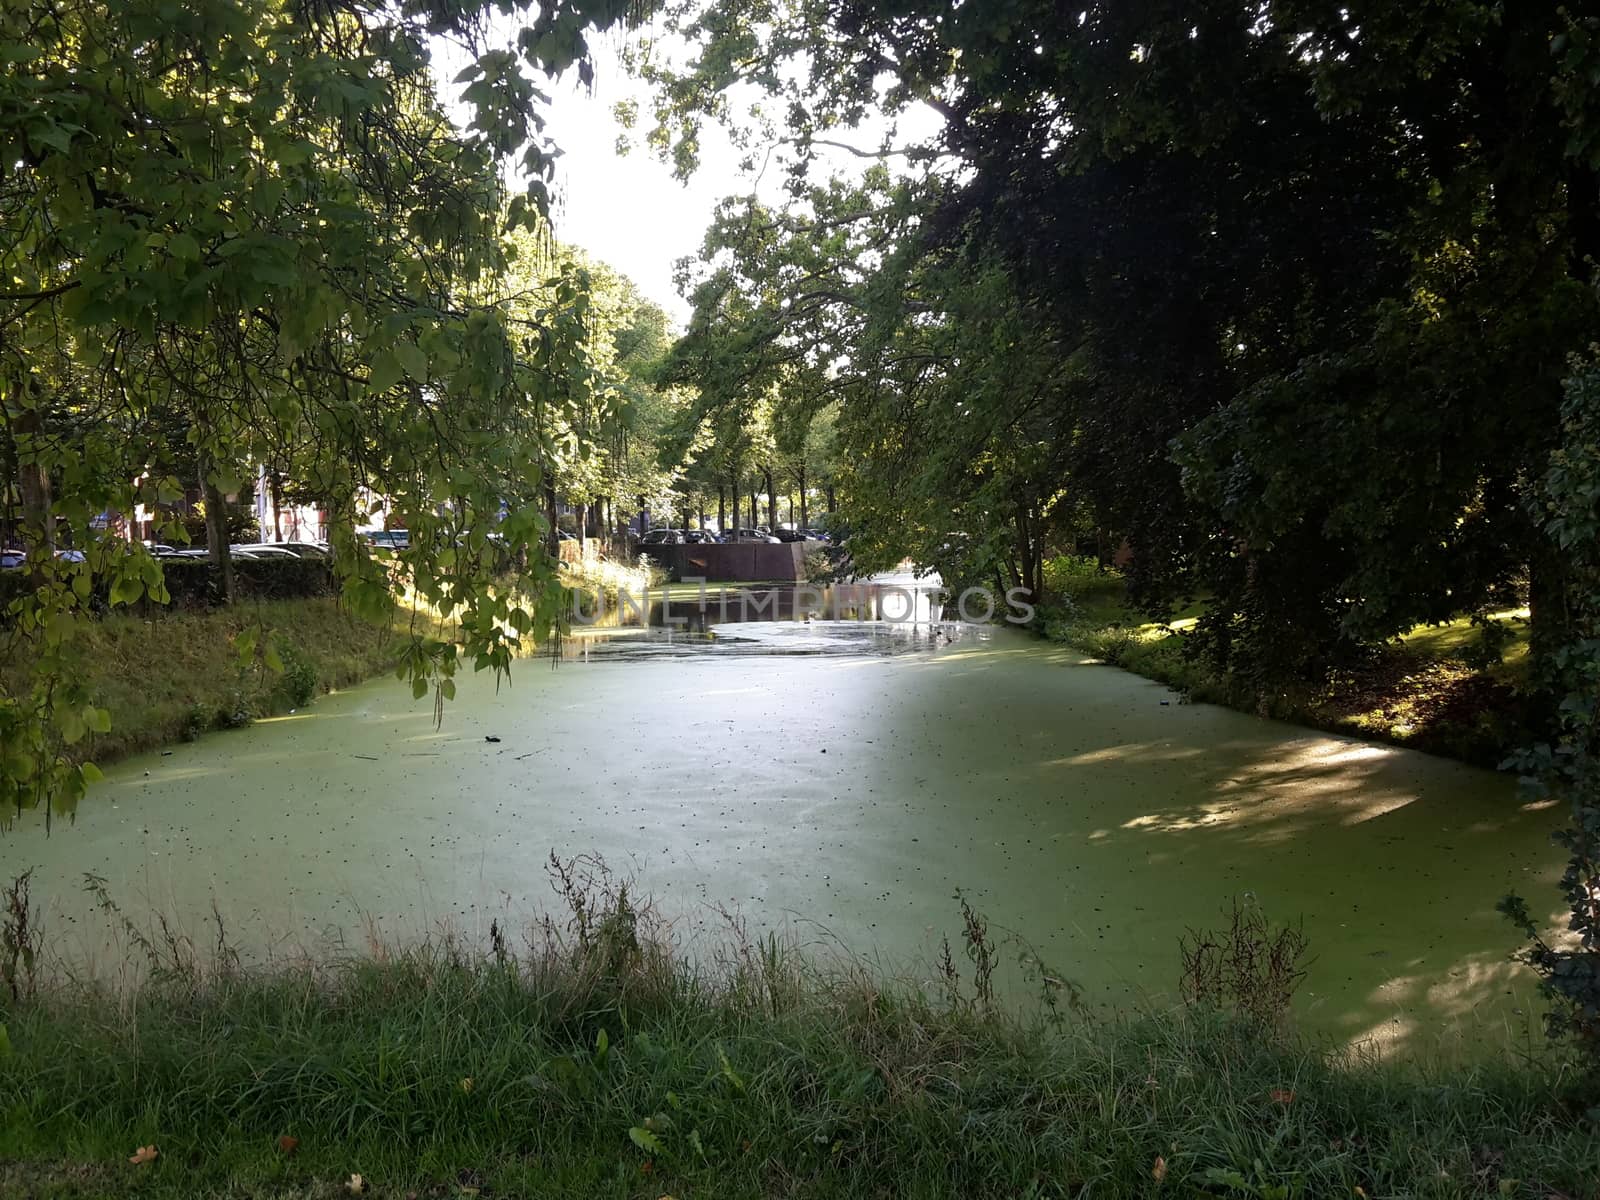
718, 484, 726, 532
763, 468, 776, 530
576, 501, 588, 554
826, 485, 835, 514
200, 458, 234, 605
798, 464, 808, 531
15, 407, 54, 555
545, 481, 559, 557
732, 478, 741, 531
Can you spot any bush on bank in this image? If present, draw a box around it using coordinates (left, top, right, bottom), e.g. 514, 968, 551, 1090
0, 554, 336, 620
0, 862, 1594, 1199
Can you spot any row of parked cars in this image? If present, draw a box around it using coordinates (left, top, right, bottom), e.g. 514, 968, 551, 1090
638, 526, 829, 546
0, 540, 332, 569
145, 541, 331, 561
6, 525, 822, 568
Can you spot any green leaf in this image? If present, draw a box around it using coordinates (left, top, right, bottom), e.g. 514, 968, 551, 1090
59, 709, 85, 746
716, 1045, 746, 1094
627, 1127, 663, 1154
109, 574, 145, 606
368, 350, 403, 392
168, 232, 202, 261
393, 339, 427, 382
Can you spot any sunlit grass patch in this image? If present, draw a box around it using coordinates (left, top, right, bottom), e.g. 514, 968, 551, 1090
1038, 565, 1530, 765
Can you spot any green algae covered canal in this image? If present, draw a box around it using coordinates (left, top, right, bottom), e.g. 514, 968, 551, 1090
0, 618, 1564, 1053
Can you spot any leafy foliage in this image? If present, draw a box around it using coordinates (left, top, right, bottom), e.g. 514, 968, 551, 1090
0, 0, 642, 824
644, 0, 1599, 686
1500, 354, 1600, 1073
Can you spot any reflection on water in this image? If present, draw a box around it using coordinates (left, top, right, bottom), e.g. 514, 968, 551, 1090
556, 620, 992, 662
568, 576, 950, 634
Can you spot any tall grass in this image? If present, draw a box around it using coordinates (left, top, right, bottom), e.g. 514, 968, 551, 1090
0, 598, 414, 765
0, 857, 1593, 1198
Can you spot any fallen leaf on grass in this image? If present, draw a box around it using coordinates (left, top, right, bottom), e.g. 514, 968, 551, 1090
1270, 1088, 1296, 1105
277, 1135, 299, 1155
347, 1173, 365, 1194
129, 1146, 158, 1166
1151, 1155, 1167, 1184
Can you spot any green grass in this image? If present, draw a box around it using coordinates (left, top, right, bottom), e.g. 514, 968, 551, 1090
1, 598, 416, 765
1039, 568, 1531, 766
0, 866, 1594, 1200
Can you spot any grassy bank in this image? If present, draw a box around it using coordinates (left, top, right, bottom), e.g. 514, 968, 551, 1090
1, 557, 657, 767
1039, 566, 1531, 767
0, 598, 415, 765
0, 867, 1592, 1200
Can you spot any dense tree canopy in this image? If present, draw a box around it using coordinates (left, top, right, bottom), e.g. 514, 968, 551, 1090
0, 0, 647, 821
645, 0, 1600, 692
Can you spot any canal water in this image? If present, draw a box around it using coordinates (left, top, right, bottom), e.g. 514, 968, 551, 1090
0, 610, 1564, 1053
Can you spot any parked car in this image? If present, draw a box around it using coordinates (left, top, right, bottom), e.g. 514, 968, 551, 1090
0, 548, 24, 570
231, 544, 299, 559
142, 541, 184, 557
362, 529, 409, 551
53, 548, 86, 563
264, 541, 331, 559
683, 529, 721, 544
640, 528, 684, 545
729, 528, 781, 544
773, 528, 824, 545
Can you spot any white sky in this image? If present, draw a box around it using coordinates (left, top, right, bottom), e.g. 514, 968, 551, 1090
434, 26, 943, 330
536, 34, 738, 327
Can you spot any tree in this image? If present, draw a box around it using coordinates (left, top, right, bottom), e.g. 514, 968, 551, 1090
666, 171, 1083, 594
0, 0, 639, 824
1501, 353, 1600, 1068
641, 0, 1600, 695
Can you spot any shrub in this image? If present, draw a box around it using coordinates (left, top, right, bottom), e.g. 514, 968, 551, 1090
156, 555, 334, 609
1501, 355, 1600, 1083
1042, 554, 1118, 601
180, 704, 211, 742
215, 689, 255, 730
272, 638, 318, 707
